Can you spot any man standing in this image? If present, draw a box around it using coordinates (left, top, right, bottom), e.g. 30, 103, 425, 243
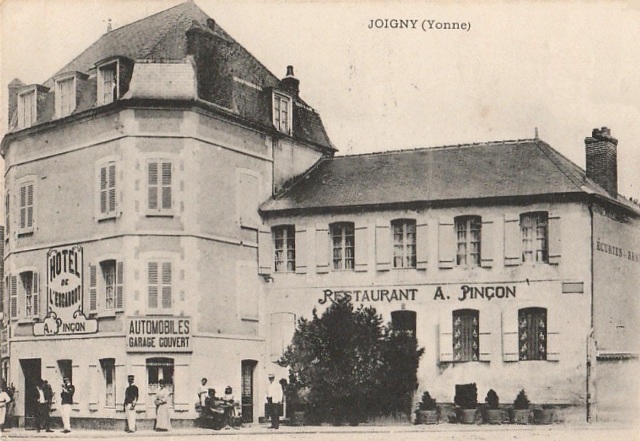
124, 375, 139, 433
60, 377, 75, 433
197, 378, 208, 410
34, 380, 53, 433
266, 374, 283, 429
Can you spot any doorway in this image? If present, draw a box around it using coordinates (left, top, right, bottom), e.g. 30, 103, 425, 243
241, 360, 257, 423
20, 359, 41, 429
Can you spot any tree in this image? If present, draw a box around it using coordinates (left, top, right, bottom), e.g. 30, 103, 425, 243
279, 297, 423, 424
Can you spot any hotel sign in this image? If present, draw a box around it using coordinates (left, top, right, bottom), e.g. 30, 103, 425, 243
34, 245, 98, 336
126, 317, 192, 353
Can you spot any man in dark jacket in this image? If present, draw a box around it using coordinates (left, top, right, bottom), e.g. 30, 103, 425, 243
60, 377, 75, 433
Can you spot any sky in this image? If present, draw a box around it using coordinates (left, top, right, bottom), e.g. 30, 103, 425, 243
1, 0, 639, 199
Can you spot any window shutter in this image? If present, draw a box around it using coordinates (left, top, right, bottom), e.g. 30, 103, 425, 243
148, 262, 158, 309
478, 311, 491, 361
295, 226, 307, 274
481, 218, 494, 268
116, 261, 124, 310
161, 262, 172, 309
315, 223, 329, 274
27, 184, 34, 227
148, 162, 158, 210
258, 230, 273, 275
547, 307, 561, 361
439, 309, 454, 363
548, 213, 561, 265
20, 186, 26, 229
108, 163, 116, 213
438, 218, 455, 269
504, 214, 521, 266
100, 166, 108, 214
354, 222, 369, 272
502, 309, 519, 361
89, 264, 97, 312
161, 162, 172, 210
375, 219, 391, 271
10, 275, 17, 319
416, 221, 428, 270
32, 272, 39, 318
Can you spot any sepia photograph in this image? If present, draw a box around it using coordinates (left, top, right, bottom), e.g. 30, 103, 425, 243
0, 0, 638, 439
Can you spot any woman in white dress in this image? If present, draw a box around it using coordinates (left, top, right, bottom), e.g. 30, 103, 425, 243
0, 384, 12, 432
154, 380, 172, 431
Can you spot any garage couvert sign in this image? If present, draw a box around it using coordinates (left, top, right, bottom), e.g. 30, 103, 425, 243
33, 245, 98, 336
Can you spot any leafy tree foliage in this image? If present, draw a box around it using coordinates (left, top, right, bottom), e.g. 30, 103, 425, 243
279, 298, 424, 424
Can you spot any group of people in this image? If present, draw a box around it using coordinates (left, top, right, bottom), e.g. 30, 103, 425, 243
32, 377, 75, 433
197, 377, 239, 429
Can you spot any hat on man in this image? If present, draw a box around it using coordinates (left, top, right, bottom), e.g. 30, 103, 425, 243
128, 375, 135, 380
268, 373, 275, 379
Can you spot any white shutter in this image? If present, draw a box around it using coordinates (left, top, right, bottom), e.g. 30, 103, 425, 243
116, 261, 124, 310
100, 166, 108, 214
148, 262, 158, 309
161, 262, 172, 309
89, 264, 97, 312
478, 311, 491, 361
502, 309, 519, 362
108, 163, 117, 213
504, 214, 521, 266
375, 219, 391, 272
161, 162, 172, 210
354, 222, 368, 272
438, 218, 455, 269
148, 162, 159, 210
258, 230, 273, 275
481, 218, 494, 268
439, 309, 454, 363
27, 184, 34, 228
295, 226, 307, 274
547, 307, 561, 361
548, 213, 561, 265
315, 224, 330, 274
416, 221, 428, 270
10, 275, 17, 319
32, 272, 39, 318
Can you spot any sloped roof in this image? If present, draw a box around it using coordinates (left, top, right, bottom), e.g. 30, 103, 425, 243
261, 139, 638, 213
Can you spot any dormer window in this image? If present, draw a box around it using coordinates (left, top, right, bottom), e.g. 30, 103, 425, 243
55, 75, 77, 118
17, 88, 36, 129
273, 92, 292, 135
97, 60, 119, 105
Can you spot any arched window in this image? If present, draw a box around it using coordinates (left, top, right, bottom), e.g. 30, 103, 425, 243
453, 309, 479, 362
518, 307, 547, 360
455, 216, 481, 266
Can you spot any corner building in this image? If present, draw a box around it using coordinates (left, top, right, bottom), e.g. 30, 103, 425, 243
1, 2, 334, 428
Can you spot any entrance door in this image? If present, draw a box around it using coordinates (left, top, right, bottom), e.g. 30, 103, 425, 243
241, 360, 257, 423
20, 359, 41, 429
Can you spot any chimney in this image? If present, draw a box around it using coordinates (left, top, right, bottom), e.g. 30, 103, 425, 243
585, 126, 618, 197
279, 65, 299, 96
7, 78, 25, 127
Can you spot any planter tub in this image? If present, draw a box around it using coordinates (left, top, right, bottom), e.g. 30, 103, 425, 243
533, 408, 554, 425
511, 409, 530, 424
457, 409, 477, 424
415, 410, 438, 425
484, 408, 502, 424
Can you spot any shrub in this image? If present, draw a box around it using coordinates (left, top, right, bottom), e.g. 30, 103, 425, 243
454, 383, 478, 409
417, 391, 437, 411
513, 389, 530, 410
485, 389, 499, 409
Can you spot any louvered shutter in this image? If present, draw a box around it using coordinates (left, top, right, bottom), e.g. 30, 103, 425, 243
416, 221, 428, 270
20, 186, 26, 229
161, 262, 172, 309
295, 226, 307, 274
32, 272, 39, 317
100, 166, 108, 214
116, 261, 124, 310
478, 311, 491, 361
315, 224, 330, 274
148, 262, 158, 309
148, 162, 158, 210
547, 307, 561, 361
375, 219, 391, 271
504, 214, 521, 266
438, 218, 455, 269
26, 184, 34, 228
481, 218, 494, 268
258, 230, 273, 275
161, 162, 172, 210
439, 309, 454, 363
354, 222, 368, 272
10, 275, 17, 319
548, 213, 561, 265
108, 163, 116, 213
502, 309, 519, 362
89, 264, 97, 312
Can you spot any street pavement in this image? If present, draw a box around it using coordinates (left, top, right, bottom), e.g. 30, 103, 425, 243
0, 422, 637, 441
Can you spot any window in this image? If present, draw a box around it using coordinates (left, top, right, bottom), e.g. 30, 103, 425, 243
391, 310, 417, 335
97, 61, 118, 105
147, 357, 174, 406
147, 160, 173, 214
99, 161, 117, 218
455, 216, 481, 266
453, 309, 479, 362
273, 226, 295, 272
519, 307, 547, 361
331, 222, 355, 270
18, 181, 35, 234
17, 89, 36, 129
8, 276, 17, 320
57, 359, 72, 384
100, 358, 116, 407
89, 260, 123, 312
55, 76, 76, 118
20, 271, 38, 319
5, 192, 10, 237
102, 261, 116, 310
148, 261, 172, 310
521, 212, 548, 263
273, 93, 291, 134
392, 219, 416, 268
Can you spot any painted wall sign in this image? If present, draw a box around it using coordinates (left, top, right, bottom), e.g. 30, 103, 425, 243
34, 245, 98, 336
596, 238, 640, 264
126, 317, 192, 352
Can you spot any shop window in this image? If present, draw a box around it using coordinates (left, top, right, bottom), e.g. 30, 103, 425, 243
455, 216, 481, 266
273, 225, 295, 272
391, 310, 417, 335
97, 60, 119, 105
518, 307, 547, 361
453, 309, 479, 362
17, 88, 36, 129
55, 75, 76, 118
20, 271, 38, 319
273, 92, 292, 135
100, 358, 116, 407
18, 181, 35, 234
331, 222, 355, 271
147, 357, 174, 406
521, 212, 548, 263
148, 261, 172, 311
392, 219, 416, 268
147, 160, 173, 215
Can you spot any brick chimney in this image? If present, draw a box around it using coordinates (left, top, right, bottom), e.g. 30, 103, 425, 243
279, 66, 299, 96
585, 127, 618, 197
